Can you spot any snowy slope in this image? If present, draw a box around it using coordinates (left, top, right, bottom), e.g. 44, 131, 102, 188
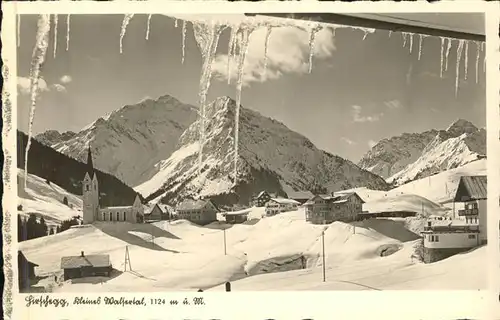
388, 159, 486, 204
136, 96, 389, 205
359, 119, 486, 185
40, 95, 198, 187
19, 207, 484, 292
17, 169, 82, 226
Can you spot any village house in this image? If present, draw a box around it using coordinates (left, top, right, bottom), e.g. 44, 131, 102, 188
421, 175, 487, 263
304, 192, 364, 224
252, 191, 272, 207
18, 251, 38, 291
60, 251, 112, 281
83, 147, 145, 224
176, 199, 219, 225
144, 203, 170, 222
265, 198, 300, 216
286, 191, 314, 205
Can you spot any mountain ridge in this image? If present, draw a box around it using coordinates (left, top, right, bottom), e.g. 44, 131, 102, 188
358, 118, 486, 185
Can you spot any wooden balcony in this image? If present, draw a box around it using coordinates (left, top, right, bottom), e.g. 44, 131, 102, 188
458, 208, 479, 216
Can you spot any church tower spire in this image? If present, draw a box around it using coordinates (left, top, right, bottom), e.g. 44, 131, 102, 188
87, 146, 95, 178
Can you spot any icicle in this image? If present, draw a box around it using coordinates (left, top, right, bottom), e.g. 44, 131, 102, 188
362, 30, 369, 40
409, 33, 414, 54
308, 24, 322, 73
481, 42, 485, 73
146, 14, 152, 40
119, 14, 134, 54
227, 26, 239, 85
17, 14, 21, 48
402, 33, 408, 47
181, 20, 187, 64
444, 38, 452, 71
439, 37, 445, 78
174, 19, 178, 28
53, 14, 58, 58
464, 41, 469, 80
388, 30, 392, 38
233, 27, 254, 184
66, 14, 70, 51
193, 21, 224, 173
455, 40, 464, 97
418, 34, 423, 60
263, 26, 272, 77
475, 41, 480, 83
25, 14, 51, 189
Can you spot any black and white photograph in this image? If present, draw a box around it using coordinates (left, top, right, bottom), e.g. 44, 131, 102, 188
13, 11, 489, 294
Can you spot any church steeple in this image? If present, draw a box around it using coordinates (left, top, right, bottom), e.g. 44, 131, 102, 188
86, 146, 95, 178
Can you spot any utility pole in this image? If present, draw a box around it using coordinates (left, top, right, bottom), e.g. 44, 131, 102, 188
223, 228, 227, 256
322, 230, 326, 282
124, 246, 132, 271
151, 224, 155, 248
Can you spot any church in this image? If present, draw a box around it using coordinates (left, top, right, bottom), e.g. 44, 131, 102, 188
82, 147, 145, 224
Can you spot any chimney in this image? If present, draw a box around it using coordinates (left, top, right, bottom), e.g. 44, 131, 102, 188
81, 251, 84, 257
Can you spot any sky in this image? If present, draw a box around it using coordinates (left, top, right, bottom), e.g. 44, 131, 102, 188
16, 14, 486, 163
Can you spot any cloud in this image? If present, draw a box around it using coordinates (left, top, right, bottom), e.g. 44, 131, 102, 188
384, 100, 402, 109
341, 137, 356, 145
351, 105, 382, 123
368, 140, 377, 148
60, 75, 72, 84
52, 84, 67, 92
17, 76, 68, 95
211, 26, 336, 87
17, 76, 49, 95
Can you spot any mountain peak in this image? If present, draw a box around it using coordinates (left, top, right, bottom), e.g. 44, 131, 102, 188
446, 119, 478, 134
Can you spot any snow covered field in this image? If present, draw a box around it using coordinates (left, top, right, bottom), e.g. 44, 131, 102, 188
19, 207, 485, 293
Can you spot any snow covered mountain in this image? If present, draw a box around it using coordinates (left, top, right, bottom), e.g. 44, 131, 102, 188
36, 95, 198, 186
358, 119, 486, 186
137, 96, 389, 206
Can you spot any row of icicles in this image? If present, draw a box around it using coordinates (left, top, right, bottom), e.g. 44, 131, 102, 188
21, 14, 486, 190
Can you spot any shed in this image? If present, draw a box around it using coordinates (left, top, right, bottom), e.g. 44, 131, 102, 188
224, 209, 251, 224
60, 251, 112, 281
18, 251, 38, 290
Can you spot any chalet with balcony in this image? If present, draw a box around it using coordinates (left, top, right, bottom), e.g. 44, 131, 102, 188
454, 175, 487, 244
421, 175, 487, 263
304, 192, 364, 224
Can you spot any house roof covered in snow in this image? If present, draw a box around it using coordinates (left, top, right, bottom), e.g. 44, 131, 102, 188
304, 192, 364, 205
269, 198, 300, 205
223, 208, 252, 216
60, 253, 111, 269
176, 199, 217, 211
287, 191, 314, 200
454, 175, 487, 202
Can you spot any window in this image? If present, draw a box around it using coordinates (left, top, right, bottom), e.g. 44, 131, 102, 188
429, 235, 440, 242
116, 212, 120, 221
110, 213, 113, 221
86, 185, 89, 191
468, 234, 476, 239
123, 212, 127, 221
102, 212, 106, 221
435, 235, 439, 242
